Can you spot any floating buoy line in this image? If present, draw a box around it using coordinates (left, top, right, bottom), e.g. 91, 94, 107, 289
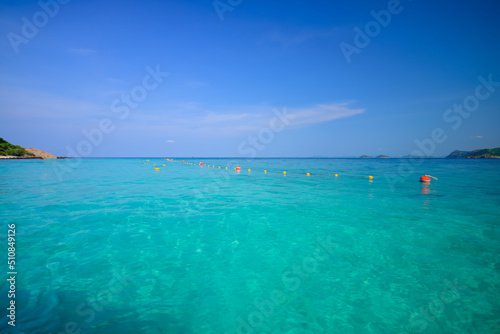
139, 158, 377, 181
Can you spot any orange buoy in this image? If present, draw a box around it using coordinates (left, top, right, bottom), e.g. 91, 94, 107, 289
419, 175, 431, 183
235, 166, 241, 171
199, 162, 204, 166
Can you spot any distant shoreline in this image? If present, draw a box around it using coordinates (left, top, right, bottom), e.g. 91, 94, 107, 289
3, 156, 499, 160
0, 155, 43, 160
0, 156, 69, 160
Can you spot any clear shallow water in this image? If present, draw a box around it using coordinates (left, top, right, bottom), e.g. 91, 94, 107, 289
1, 158, 499, 334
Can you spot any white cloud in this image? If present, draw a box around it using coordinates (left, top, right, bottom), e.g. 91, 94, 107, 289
199, 111, 251, 124
166, 139, 175, 143
471, 135, 484, 139
288, 103, 364, 127
122, 102, 364, 138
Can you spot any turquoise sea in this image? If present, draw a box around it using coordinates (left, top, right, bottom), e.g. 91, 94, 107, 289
1, 158, 499, 334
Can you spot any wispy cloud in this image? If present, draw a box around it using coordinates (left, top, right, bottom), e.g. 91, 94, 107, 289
471, 135, 484, 139
166, 139, 175, 143
289, 103, 364, 127
0, 81, 365, 142
198, 111, 251, 124
123, 102, 364, 137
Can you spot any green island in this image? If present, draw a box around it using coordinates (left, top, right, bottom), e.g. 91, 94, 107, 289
0, 138, 61, 159
0, 138, 34, 157
446, 148, 500, 159
358, 148, 500, 159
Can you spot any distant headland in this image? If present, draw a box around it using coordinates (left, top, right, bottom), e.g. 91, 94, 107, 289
360, 147, 500, 159
359, 155, 390, 159
0, 138, 68, 160
445, 148, 500, 159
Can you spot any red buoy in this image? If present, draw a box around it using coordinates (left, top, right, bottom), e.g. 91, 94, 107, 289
419, 175, 431, 183
235, 166, 241, 171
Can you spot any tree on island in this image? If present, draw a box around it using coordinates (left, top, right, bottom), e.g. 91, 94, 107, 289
0, 138, 34, 157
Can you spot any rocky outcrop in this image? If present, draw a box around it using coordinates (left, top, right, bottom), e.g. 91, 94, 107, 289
24, 148, 57, 159
0, 138, 61, 159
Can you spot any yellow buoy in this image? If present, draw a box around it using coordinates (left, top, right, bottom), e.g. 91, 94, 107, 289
248, 169, 251, 172
368, 175, 374, 179
264, 170, 267, 173
335, 174, 338, 177
162, 164, 166, 166
219, 166, 221, 169
226, 167, 228, 170
306, 173, 310, 176
283, 171, 287, 175
154, 167, 160, 171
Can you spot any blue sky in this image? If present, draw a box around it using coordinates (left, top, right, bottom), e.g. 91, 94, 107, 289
1, 0, 499, 157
